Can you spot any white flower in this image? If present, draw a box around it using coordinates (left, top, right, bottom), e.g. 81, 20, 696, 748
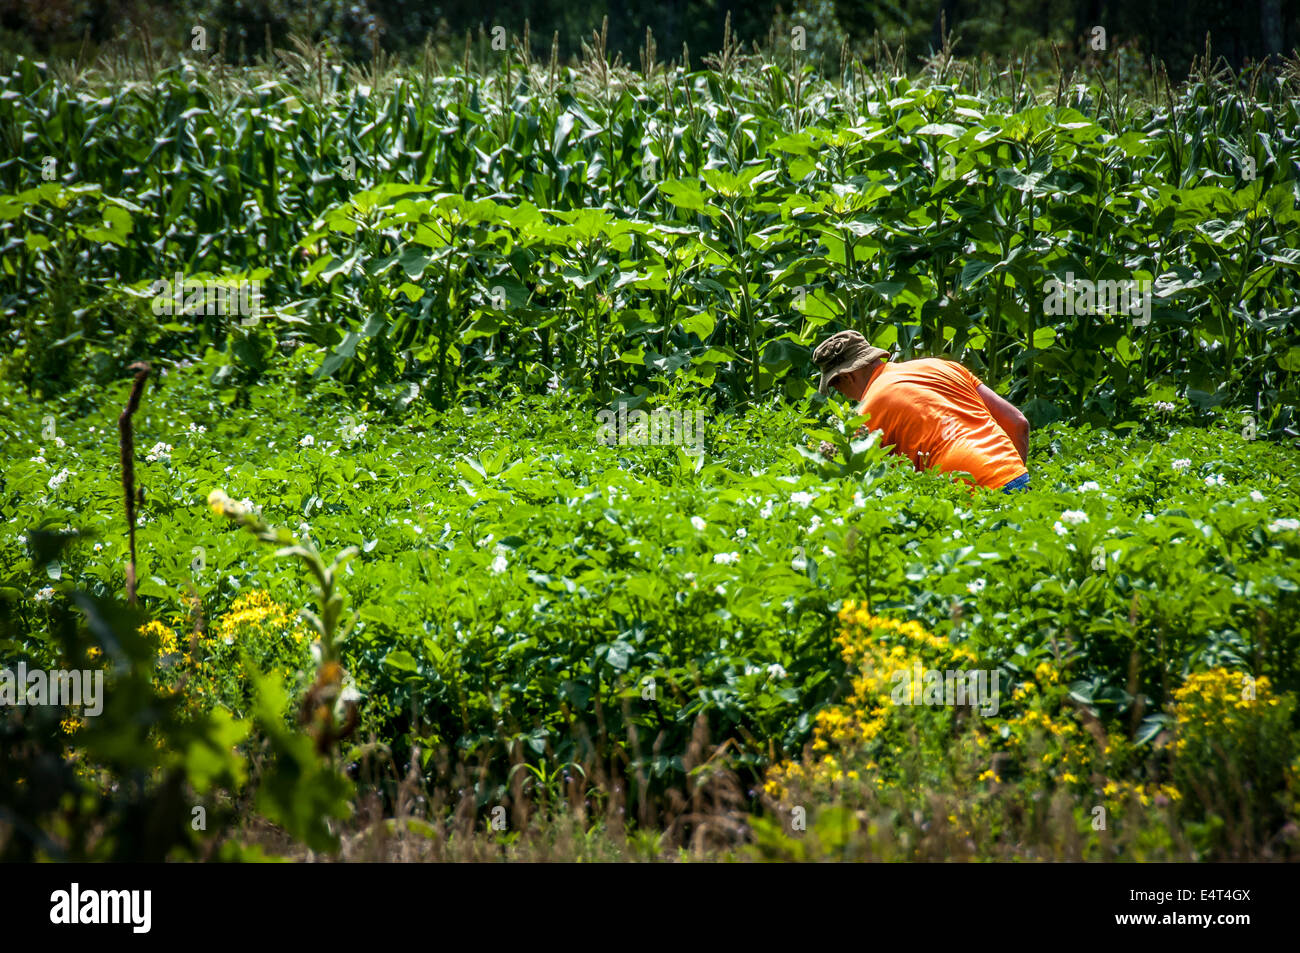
952, 529, 963, 539
144, 442, 173, 463
1204, 474, 1226, 487
188, 422, 206, 434
299, 434, 315, 447
1250, 490, 1265, 502
1142, 513, 1156, 523
33, 586, 55, 603
1053, 522, 1068, 536
30, 455, 46, 465
1268, 518, 1300, 533
53, 436, 65, 447
807, 515, 823, 533
967, 578, 986, 594
1060, 510, 1089, 525
713, 552, 740, 565
852, 491, 866, 509
832, 517, 844, 527
821, 545, 834, 558
683, 571, 696, 582
735, 527, 747, 539
690, 515, 707, 531
47, 468, 72, 491
490, 554, 509, 574
790, 491, 816, 508
714, 584, 727, 596
766, 663, 787, 680
1154, 401, 1175, 413
93, 542, 103, 552
759, 500, 775, 520
1171, 458, 1191, 472
1078, 481, 1100, 492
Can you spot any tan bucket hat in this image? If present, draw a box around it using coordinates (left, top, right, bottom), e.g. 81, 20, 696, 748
811, 330, 890, 395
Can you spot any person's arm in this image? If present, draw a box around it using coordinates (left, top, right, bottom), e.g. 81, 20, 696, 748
977, 384, 1029, 464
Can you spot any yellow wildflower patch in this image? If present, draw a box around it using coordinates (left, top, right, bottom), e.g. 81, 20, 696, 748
765, 604, 983, 801
139, 619, 178, 657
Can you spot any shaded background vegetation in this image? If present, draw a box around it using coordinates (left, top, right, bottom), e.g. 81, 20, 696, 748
1, 0, 1297, 77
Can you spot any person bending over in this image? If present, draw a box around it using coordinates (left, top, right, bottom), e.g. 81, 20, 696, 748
811, 330, 1030, 493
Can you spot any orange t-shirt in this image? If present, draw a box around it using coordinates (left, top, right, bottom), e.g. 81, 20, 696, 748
856, 358, 1026, 490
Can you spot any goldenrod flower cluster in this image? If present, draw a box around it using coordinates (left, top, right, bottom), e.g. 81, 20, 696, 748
139, 619, 179, 659
1168, 667, 1297, 809
1172, 668, 1281, 746
764, 603, 980, 801
760, 602, 1300, 853
996, 676, 1093, 785
148, 590, 311, 720
209, 589, 301, 647
1099, 778, 1183, 809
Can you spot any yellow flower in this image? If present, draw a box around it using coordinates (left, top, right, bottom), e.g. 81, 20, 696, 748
766, 607, 999, 803
1034, 661, 1060, 684
209, 590, 298, 646
139, 620, 178, 657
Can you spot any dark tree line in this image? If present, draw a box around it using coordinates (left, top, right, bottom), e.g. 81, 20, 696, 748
1, 0, 1296, 77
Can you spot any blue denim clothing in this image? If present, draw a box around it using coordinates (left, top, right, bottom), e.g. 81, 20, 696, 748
1001, 472, 1031, 494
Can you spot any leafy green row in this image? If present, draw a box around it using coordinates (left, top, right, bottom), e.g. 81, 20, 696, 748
1, 54, 1298, 428
4, 370, 1297, 795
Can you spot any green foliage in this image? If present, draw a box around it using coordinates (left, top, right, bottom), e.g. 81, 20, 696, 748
0, 539, 249, 860
0, 480, 357, 859
3, 38, 1299, 861
3, 370, 1296, 832
1, 51, 1298, 429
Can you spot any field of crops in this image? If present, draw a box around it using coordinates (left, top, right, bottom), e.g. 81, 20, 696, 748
3, 35, 1300, 862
